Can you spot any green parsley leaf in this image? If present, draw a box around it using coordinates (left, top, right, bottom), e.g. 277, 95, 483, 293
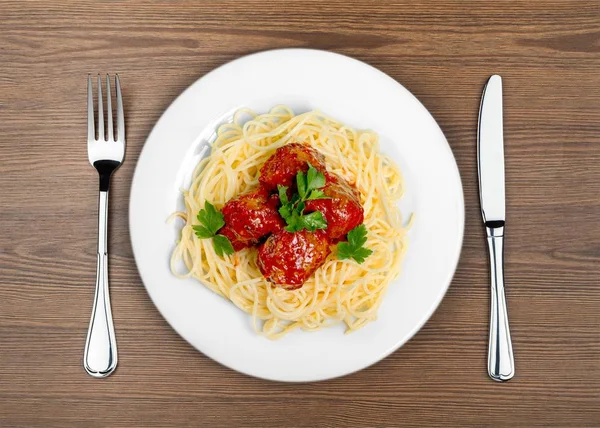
347, 224, 368, 248
212, 234, 235, 257
284, 213, 303, 232
306, 163, 326, 191
279, 204, 292, 220
296, 171, 307, 199
349, 246, 372, 264
192, 224, 214, 239
298, 211, 327, 231
277, 185, 289, 205
278, 185, 294, 220
196, 202, 225, 236
283, 207, 327, 233
336, 224, 373, 264
279, 163, 330, 233
192, 201, 234, 258
306, 189, 328, 200
336, 241, 354, 260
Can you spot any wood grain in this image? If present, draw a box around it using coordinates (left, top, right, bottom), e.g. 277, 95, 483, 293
1, 1, 599, 426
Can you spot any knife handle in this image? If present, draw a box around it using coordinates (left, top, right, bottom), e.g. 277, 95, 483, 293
486, 224, 515, 381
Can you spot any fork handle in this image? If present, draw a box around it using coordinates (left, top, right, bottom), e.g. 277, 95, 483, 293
486, 224, 514, 381
84, 190, 118, 377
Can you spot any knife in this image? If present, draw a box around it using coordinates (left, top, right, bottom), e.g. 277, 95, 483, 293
477, 74, 515, 381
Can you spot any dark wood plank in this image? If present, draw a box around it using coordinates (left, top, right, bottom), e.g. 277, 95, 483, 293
1, 0, 599, 426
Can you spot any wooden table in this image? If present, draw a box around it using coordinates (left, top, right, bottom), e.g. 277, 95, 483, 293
1, 1, 599, 426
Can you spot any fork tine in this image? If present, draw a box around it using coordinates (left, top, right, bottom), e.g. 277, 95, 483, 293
106, 75, 113, 141
115, 74, 125, 143
97, 74, 104, 141
87, 75, 95, 141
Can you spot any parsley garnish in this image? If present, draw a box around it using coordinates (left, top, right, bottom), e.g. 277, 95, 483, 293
278, 163, 329, 232
212, 234, 235, 257
337, 224, 373, 263
192, 201, 234, 257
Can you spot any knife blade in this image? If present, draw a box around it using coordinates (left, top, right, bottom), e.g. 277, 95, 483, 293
478, 74, 505, 224
477, 74, 515, 382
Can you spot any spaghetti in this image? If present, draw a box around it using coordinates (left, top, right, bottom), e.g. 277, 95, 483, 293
170, 106, 408, 339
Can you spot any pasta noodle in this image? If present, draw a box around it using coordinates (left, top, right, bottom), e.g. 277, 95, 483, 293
170, 106, 408, 339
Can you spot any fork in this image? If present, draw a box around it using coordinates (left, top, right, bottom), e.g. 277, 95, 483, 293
83, 74, 125, 378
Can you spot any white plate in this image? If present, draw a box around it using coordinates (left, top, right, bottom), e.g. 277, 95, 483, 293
130, 49, 464, 382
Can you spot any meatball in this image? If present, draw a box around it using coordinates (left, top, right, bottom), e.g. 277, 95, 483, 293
259, 143, 326, 190
257, 229, 331, 289
218, 188, 284, 251
304, 173, 364, 242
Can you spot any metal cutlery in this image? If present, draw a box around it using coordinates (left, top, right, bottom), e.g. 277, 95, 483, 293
477, 74, 515, 382
84, 74, 125, 378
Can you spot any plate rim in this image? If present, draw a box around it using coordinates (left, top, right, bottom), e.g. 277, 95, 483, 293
129, 48, 465, 382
